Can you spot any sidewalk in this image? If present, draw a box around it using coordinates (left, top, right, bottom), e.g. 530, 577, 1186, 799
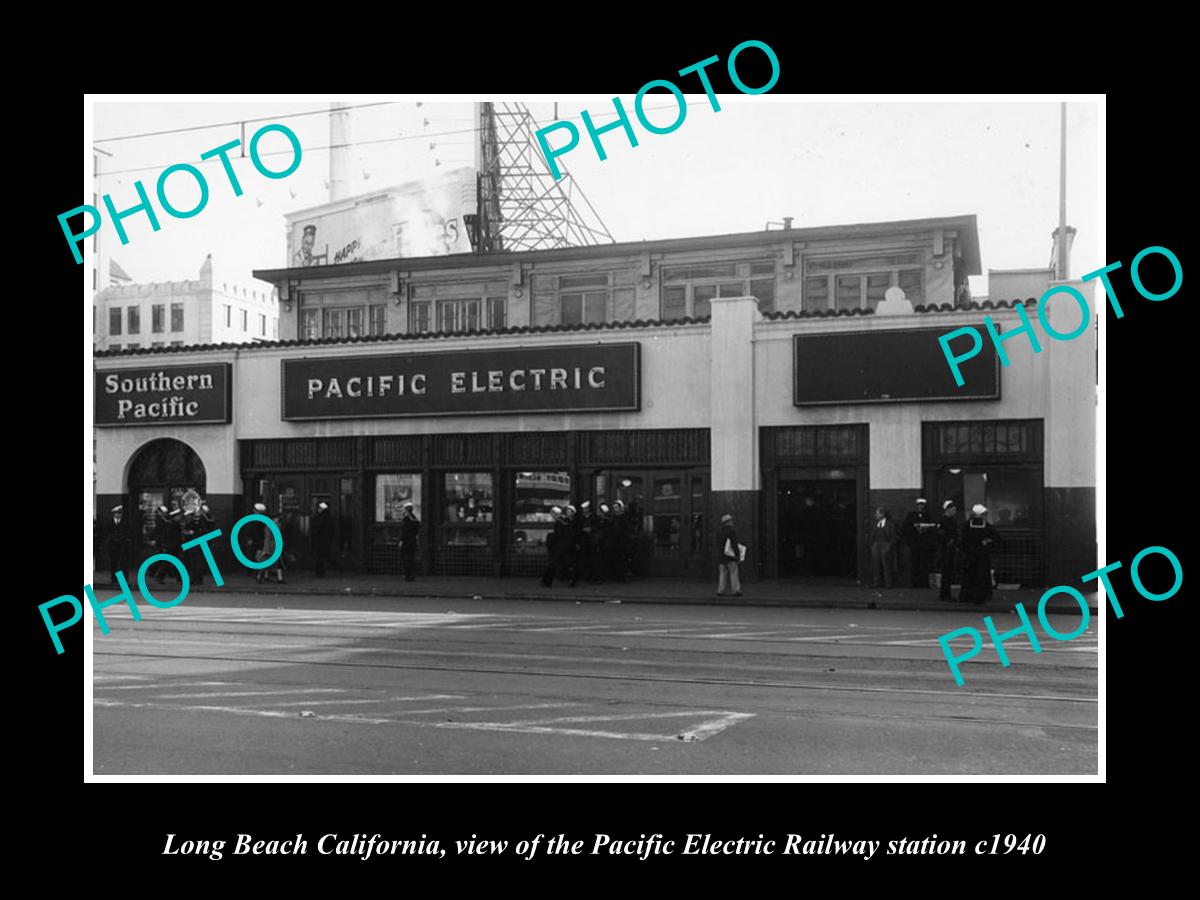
114, 569, 1099, 614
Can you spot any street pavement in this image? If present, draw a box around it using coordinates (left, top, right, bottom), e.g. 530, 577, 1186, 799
111, 568, 1101, 613
91, 589, 1098, 776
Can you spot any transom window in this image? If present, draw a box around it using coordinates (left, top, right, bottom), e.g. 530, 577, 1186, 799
409, 297, 505, 334
302, 303, 388, 340
804, 252, 925, 312
661, 261, 775, 318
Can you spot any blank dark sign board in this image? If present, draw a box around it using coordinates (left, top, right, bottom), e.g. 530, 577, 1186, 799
793, 327, 1000, 405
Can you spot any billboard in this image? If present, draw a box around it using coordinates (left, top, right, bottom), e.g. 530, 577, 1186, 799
793, 327, 1000, 405
282, 343, 641, 420
287, 167, 476, 267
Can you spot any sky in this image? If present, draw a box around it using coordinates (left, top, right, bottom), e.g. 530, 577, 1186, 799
90, 97, 1100, 296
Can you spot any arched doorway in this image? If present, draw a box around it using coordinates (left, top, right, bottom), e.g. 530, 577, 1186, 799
127, 438, 207, 552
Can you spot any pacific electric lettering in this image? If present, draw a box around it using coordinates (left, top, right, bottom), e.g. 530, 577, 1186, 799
535, 39, 780, 180
938, 544, 1182, 686
939, 245, 1183, 387
306, 366, 606, 399
59, 124, 302, 264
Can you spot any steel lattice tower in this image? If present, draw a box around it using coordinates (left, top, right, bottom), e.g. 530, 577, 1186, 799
471, 102, 614, 253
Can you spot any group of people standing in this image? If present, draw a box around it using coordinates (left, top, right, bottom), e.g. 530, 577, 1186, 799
870, 498, 1002, 604
541, 500, 636, 587
102, 501, 221, 587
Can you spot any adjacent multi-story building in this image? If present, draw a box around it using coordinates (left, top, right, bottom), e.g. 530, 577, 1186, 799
93, 255, 280, 352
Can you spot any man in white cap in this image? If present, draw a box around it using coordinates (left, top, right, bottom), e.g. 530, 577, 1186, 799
935, 500, 960, 602
311, 500, 337, 577
577, 501, 600, 583
959, 504, 1002, 605
244, 502, 269, 577
399, 501, 421, 581
104, 504, 130, 585
902, 498, 937, 588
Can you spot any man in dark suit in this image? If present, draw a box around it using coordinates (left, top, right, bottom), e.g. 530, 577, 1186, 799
399, 502, 421, 581
104, 505, 131, 585
902, 498, 937, 588
936, 500, 960, 602
311, 501, 336, 577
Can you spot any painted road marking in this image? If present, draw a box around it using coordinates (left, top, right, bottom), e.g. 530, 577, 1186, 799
149, 688, 352, 699
92, 696, 748, 742
440, 710, 756, 742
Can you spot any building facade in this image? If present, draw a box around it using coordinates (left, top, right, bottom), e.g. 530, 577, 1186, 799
93, 255, 280, 353
93, 216, 1096, 587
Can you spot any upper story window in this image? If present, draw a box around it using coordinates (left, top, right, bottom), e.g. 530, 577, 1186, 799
224, 304, 231, 328
410, 296, 505, 334
661, 261, 776, 319
300, 289, 388, 341
109, 307, 122, 336
127, 306, 140, 335
302, 303, 387, 340
241, 309, 249, 332
170, 302, 184, 332
258, 313, 266, 336
152, 304, 164, 333
559, 274, 608, 325
803, 252, 925, 313
369, 305, 386, 336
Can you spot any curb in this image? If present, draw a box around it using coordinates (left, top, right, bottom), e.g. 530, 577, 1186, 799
177, 580, 1099, 615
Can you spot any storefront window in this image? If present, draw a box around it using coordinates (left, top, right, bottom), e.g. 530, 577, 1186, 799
377, 474, 421, 522
443, 473, 494, 545
936, 466, 1039, 529
512, 471, 571, 555
652, 476, 683, 551
690, 475, 706, 553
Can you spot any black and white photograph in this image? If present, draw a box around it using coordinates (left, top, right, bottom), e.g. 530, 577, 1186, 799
81, 91, 1105, 778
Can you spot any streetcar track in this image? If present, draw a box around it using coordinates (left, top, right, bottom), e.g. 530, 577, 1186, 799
90, 625, 1095, 666
94, 648, 1096, 703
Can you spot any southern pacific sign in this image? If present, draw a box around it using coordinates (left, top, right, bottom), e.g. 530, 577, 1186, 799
95, 363, 232, 426
282, 343, 641, 420
794, 327, 999, 405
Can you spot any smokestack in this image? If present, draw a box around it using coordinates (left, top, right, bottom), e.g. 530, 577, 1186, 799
329, 102, 352, 202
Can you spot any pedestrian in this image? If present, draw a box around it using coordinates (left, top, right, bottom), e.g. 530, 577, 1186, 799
577, 501, 600, 584
869, 507, 898, 588
541, 507, 571, 587
257, 515, 286, 584
902, 498, 937, 588
608, 500, 630, 583
958, 504, 1001, 605
596, 503, 615, 581
311, 500, 336, 577
153, 506, 184, 584
104, 505, 130, 585
244, 502, 268, 577
189, 502, 216, 585
716, 513, 742, 597
399, 501, 420, 581
561, 504, 580, 586
935, 500, 960, 602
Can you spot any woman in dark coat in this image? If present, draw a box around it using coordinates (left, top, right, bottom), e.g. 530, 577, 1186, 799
958, 504, 1001, 605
